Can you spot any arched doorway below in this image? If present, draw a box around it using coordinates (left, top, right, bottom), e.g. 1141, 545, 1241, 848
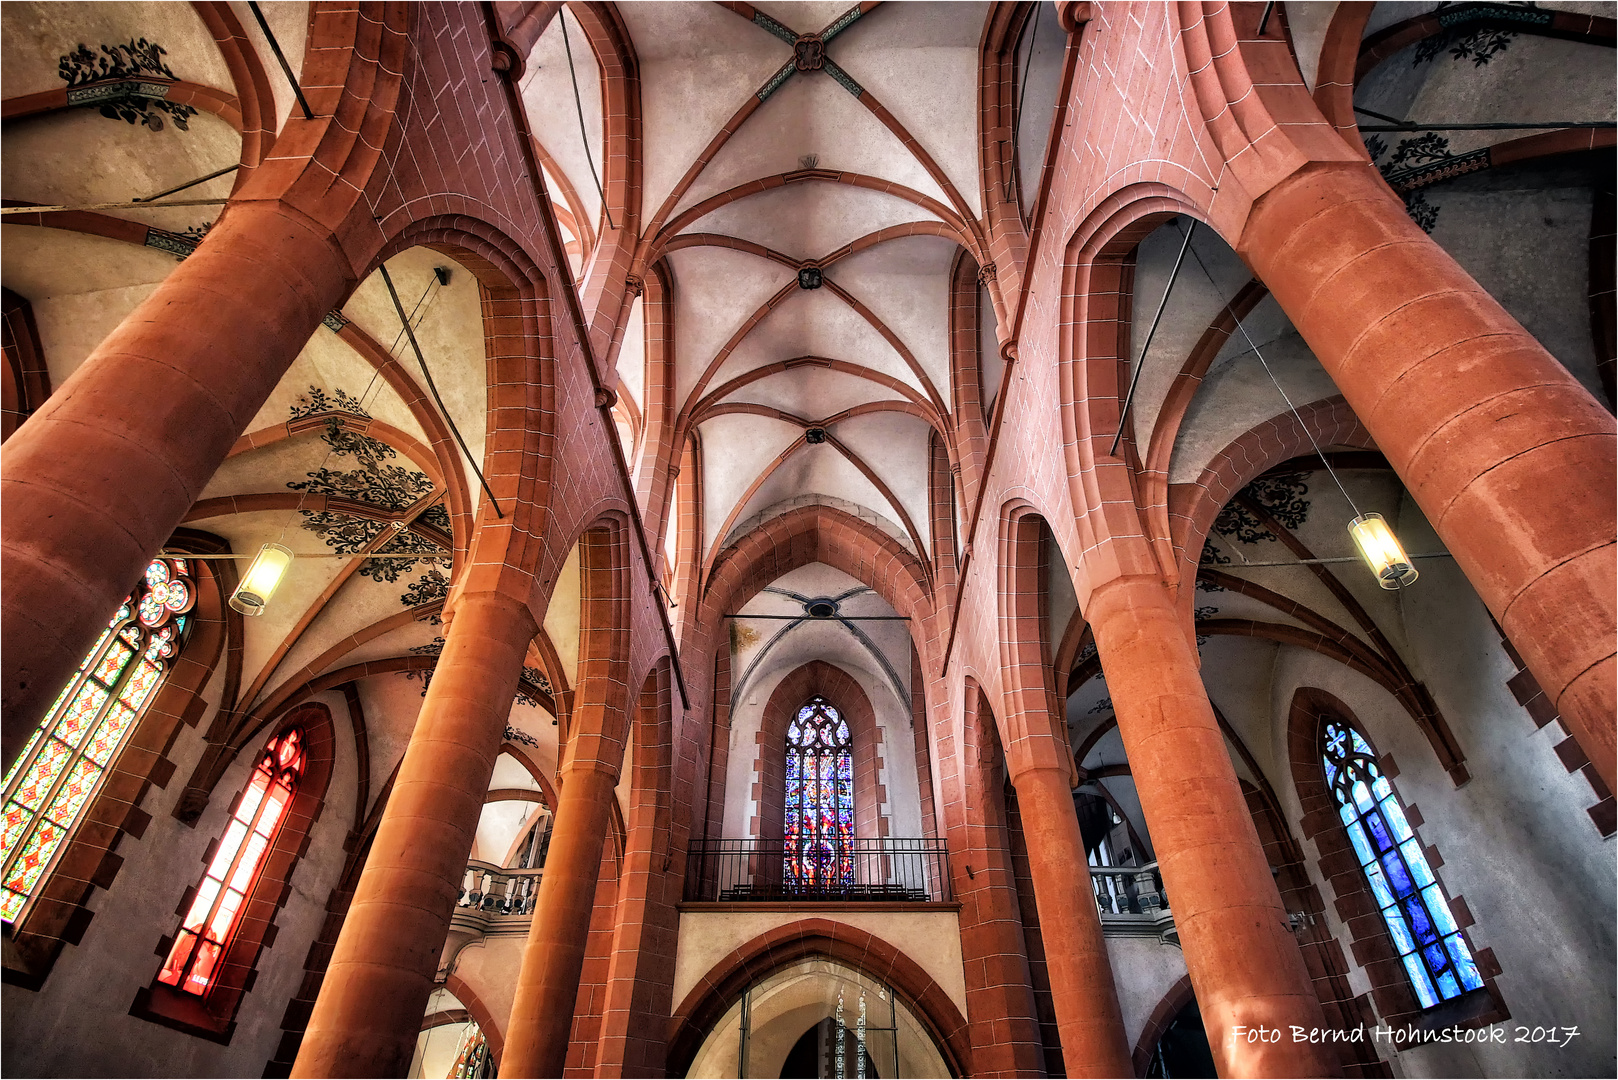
780, 1018, 882, 1078
686, 958, 951, 1078
1145, 998, 1215, 1079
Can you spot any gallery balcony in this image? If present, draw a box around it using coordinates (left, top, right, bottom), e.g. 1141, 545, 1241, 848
683, 838, 951, 906
448, 860, 542, 935
1090, 862, 1178, 944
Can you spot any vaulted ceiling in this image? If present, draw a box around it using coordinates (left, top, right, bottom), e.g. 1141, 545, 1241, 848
2, 1, 1612, 846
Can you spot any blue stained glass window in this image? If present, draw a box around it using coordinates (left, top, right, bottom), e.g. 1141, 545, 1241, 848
1382, 851, 1413, 893
1401, 840, 1434, 887
1346, 821, 1375, 865
1385, 910, 1416, 953
1366, 810, 1394, 852
784, 697, 854, 890
1323, 720, 1484, 1006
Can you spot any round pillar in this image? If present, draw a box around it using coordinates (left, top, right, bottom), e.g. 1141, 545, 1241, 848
1007, 764, 1133, 1078
502, 755, 621, 1079
1240, 161, 1617, 792
293, 590, 536, 1078
1088, 575, 1338, 1078
1, 199, 352, 773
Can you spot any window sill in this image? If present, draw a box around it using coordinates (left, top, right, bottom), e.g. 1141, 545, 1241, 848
1416, 987, 1508, 1032
130, 983, 237, 1045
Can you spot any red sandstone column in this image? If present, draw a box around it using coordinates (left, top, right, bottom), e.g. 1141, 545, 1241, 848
293, 591, 536, 1078
1006, 764, 1133, 1077
1, 200, 351, 773
951, 693, 1045, 1077
502, 753, 623, 1078
1089, 576, 1336, 1078
1240, 162, 1617, 792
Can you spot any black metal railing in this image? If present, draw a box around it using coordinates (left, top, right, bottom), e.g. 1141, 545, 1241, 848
685, 838, 950, 903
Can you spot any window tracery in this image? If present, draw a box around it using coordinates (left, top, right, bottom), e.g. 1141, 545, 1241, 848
1324, 720, 1484, 1007
1, 557, 193, 924
157, 725, 306, 996
785, 696, 854, 889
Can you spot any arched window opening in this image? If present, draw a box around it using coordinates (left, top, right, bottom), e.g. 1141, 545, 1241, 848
785, 697, 853, 890
1, 557, 194, 924
1144, 999, 1215, 1079
1324, 720, 1483, 1007
517, 808, 553, 870
158, 726, 306, 996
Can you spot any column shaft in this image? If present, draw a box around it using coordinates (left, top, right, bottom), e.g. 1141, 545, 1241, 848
1007, 765, 1133, 1078
502, 755, 620, 1078
951, 728, 1044, 1077
292, 591, 536, 1078
1241, 162, 1617, 791
1088, 576, 1337, 1078
1, 200, 351, 773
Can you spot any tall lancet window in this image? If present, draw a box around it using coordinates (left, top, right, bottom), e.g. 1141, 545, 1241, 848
785, 696, 854, 889
159, 725, 306, 995
1, 558, 194, 924
1324, 720, 1484, 1007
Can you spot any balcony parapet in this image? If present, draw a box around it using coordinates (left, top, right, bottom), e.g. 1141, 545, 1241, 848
684, 838, 950, 904
1091, 862, 1178, 945
449, 860, 541, 934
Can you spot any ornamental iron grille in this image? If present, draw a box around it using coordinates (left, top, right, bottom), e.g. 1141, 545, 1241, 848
1, 558, 194, 923
158, 726, 306, 996
785, 696, 855, 890
1323, 721, 1484, 1007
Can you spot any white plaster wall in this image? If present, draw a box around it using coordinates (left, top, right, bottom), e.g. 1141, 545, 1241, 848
722, 655, 924, 843
722, 563, 926, 845
1106, 935, 1191, 1054
441, 930, 529, 1056
1243, 585, 1617, 1077
1, 687, 358, 1077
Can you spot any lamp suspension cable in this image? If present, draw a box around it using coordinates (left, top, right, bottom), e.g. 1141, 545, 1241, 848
1012, 2, 1041, 155
245, 0, 315, 120
1177, 221, 1361, 516
378, 263, 506, 518
1109, 218, 1196, 456
133, 164, 239, 203
561, 11, 616, 233
228, 270, 452, 614
1176, 221, 1420, 589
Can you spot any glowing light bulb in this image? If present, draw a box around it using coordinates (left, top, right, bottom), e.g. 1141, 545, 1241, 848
1348, 513, 1417, 590
229, 543, 294, 616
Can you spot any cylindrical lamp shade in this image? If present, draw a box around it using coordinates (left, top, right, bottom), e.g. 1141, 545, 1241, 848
229, 543, 294, 616
1348, 513, 1417, 590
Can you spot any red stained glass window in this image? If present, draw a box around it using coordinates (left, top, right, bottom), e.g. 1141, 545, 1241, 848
1, 559, 192, 924
158, 727, 305, 996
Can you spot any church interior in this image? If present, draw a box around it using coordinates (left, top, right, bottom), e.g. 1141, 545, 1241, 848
1, 2, 1614, 1077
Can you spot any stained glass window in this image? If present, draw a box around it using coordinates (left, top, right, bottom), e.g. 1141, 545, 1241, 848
448, 1021, 494, 1078
158, 726, 305, 996
785, 697, 854, 890
1, 558, 193, 924
1323, 720, 1483, 1008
